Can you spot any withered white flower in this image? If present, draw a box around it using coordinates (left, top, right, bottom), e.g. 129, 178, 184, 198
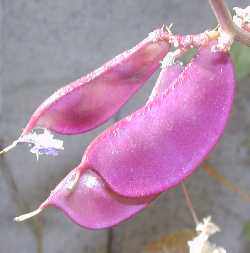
188, 216, 226, 253
233, 6, 250, 28
18, 128, 64, 159
234, 6, 250, 23
212, 27, 234, 52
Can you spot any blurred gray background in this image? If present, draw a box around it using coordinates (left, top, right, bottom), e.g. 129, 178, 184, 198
1, 0, 250, 252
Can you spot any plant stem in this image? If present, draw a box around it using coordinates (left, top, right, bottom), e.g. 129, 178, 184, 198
181, 183, 199, 226
208, 0, 250, 46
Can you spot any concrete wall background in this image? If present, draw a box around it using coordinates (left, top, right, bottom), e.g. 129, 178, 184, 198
0, 0, 250, 252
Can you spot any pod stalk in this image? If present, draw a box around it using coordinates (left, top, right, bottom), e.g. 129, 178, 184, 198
14, 207, 43, 222
181, 183, 199, 226
0, 140, 19, 155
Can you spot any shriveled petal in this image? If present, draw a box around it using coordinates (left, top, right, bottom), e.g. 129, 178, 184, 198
188, 216, 226, 253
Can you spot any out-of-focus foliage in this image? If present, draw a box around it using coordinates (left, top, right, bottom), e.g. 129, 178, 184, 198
241, 221, 250, 241
144, 229, 195, 253
234, 41, 250, 243
230, 42, 250, 81
181, 48, 196, 65
203, 161, 250, 204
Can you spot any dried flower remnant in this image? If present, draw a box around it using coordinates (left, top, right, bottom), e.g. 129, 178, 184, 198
188, 217, 226, 253
233, 6, 250, 29
19, 129, 64, 159
212, 27, 234, 52
0, 129, 64, 159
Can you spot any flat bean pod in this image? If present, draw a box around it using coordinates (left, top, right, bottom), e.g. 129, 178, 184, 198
82, 43, 235, 197
22, 28, 170, 135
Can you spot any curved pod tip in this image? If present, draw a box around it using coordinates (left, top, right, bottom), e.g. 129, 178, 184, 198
0, 140, 19, 155
14, 168, 155, 229
14, 208, 44, 222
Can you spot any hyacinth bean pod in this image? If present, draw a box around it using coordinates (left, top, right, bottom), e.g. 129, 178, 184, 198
15, 63, 183, 229
80, 42, 235, 198
22, 28, 170, 136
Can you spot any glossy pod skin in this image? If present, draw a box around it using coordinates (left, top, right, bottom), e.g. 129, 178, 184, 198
43, 168, 155, 229
80, 43, 235, 198
22, 28, 170, 136
34, 64, 183, 229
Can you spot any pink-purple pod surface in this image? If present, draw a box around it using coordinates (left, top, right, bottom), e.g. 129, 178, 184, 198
80, 42, 235, 198
22, 28, 170, 136
42, 168, 155, 229
28, 64, 183, 229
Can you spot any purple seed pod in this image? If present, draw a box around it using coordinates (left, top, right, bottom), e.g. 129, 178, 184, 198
14, 63, 182, 229
80, 42, 235, 198
1, 28, 170, 157
22, 28, 170, 136
15, 43, 235, 229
